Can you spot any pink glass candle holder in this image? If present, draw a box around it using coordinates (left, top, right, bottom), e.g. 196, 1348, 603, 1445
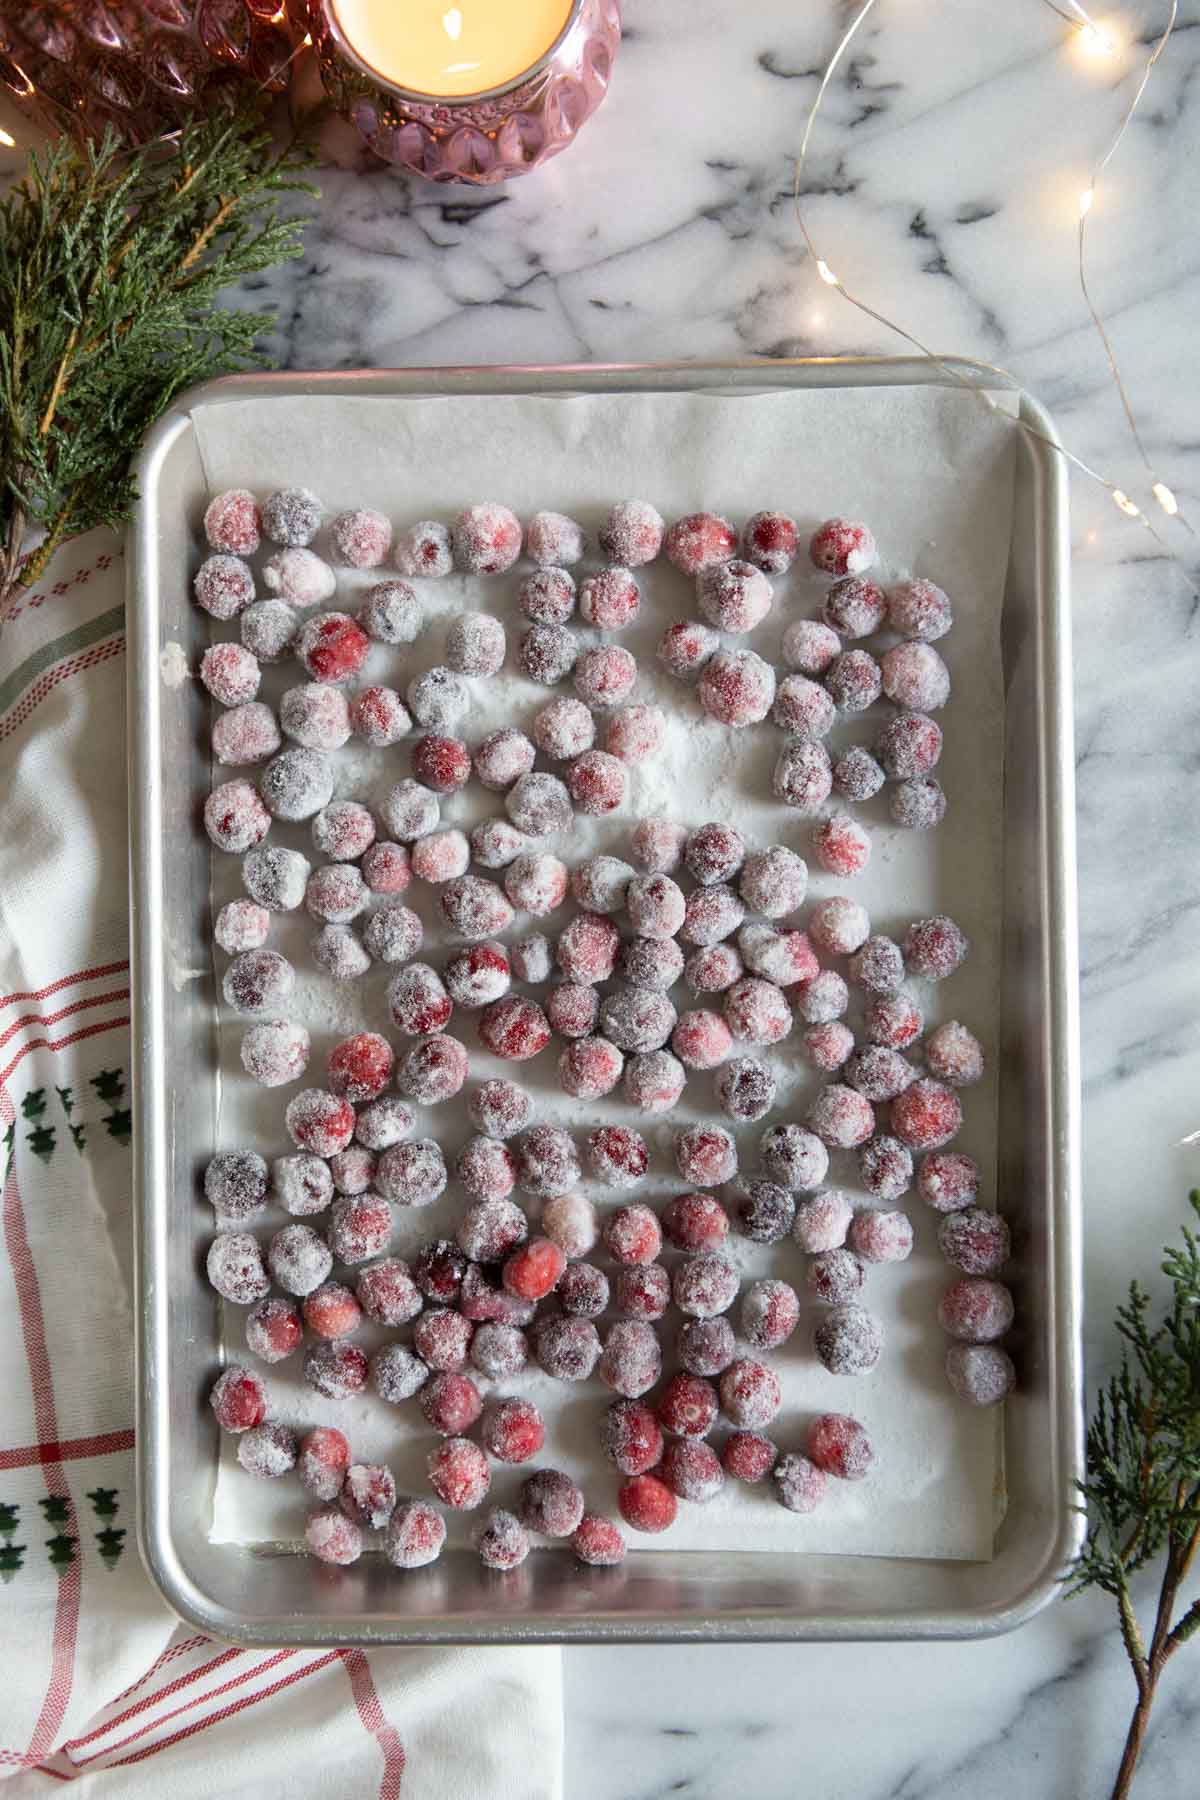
0, 2, 293, 143
295, 0, 621, 184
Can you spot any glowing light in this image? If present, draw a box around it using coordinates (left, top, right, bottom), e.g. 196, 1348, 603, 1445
0, 128, 14, 149
302, 32, 313, 45
1080, 22, 1118, 54
1085, 529, 1099, 545
816, 260, 840, 287
443, 7, 464, 39
1111, 489, 1141, 518
1153, 481, 1179, 516
1079, 187, 1094, 216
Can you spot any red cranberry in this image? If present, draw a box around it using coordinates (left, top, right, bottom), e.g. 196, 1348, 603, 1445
618, 1473, 677, 1533
209, 1365, 267, 1433
722, 1432, 777, 1484
427, 1438, 490, 1510
806, 1412, 875, 1480
482, 1397, 545, 1465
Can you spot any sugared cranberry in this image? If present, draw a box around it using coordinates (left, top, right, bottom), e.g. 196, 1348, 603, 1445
618, 1473, 677, 1534
719, 1359, 781, 1429
427, 1438, 490, 1510
657, 619, 720, 680
598, 1320, 662, 1397
357, 1256, 423, 1325
937, 1278, 1014, 1341
938, 1207, 1011, 1275
304, 1339, 369, 1400
946, 1343, 1015, 1406
520, 1469, 584, 1538
741, 1279, 800, 1350
822, 575, 886, 637
696, 559, 773, 633
903, 915, 969, 980
623, 1050, 687, 1115
303, 1282, 363, 1340
722, 1431, 778, 1484
742, 510, 798, 573
204, 488, 261, 556
585, 1125, 648, 1188
881, 642, 950, 711
475, 1508, 530, 1571
246, 1296, 304, 1363
793, 1191, 853, 1253
573, 1515, 626, 1566
697, 649, 776, 728
674, 1125, 737, 1188
673, 1254, 739, 1319
386, 1500, 446, 1569
298, 1427, 351, 1500
891, 1078, 963, 1150
814, 1304, 883, 1375
453, 502, 521, 574
306, 1505, 362, 1565
580, 566, 641, 630
482, 1397, 546, 1465
809, 517, 876, 577
393, 520, 452, 580
534, 1315, 601, 1381
420, 1371, 483, 1436
518, 565, 579, 622
773, 1454, 828, 1515
600, 500, 665, 566
340, 1462, 397, 1530
807, 1412, 875, 1479
209, 1365, 267, 1433
677, 1317, 736, 1377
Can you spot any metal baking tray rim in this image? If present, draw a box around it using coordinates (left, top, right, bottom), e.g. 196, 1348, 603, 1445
130, 355, 1082, 1644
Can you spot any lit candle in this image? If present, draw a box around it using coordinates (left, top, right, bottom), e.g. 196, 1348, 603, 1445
329, 0, 575, 97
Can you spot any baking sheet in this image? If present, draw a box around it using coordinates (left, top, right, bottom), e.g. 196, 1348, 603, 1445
190, 385, 1017, 1560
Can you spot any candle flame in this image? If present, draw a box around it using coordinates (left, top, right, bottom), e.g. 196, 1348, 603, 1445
443, 7, 463, 40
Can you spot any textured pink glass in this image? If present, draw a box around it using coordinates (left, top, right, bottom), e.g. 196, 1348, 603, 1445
0, 1, 292, 141
298, 0, 622, 184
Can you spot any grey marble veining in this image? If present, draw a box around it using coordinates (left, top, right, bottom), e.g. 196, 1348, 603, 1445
223, 2, 1200, 1792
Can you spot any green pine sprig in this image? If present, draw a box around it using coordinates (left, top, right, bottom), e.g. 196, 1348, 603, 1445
0, 106, 315, 619
1067, 1189, 1200, 1798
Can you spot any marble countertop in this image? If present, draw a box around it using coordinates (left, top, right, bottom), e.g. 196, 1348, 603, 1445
8, 0, 1195, 1789
255, 3, 1198, 1793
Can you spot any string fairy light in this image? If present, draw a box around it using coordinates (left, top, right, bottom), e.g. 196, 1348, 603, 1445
1073, 0, 1193, 532
791, 0, 1196, 585
0, 128, 15, 149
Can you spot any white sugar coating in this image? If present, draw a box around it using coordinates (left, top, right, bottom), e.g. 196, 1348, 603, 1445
394, 520, 452, 580
782, 617, 840, 675
359, 579, 423, 645
262, 547, 336, 607
262, 487, 323, 548
204, 383, 1012, 1563
526, 510, 585, 566
240, 599, 296, 663
279, 684, 351, 751
408, 666, 469, 732
243, 846, 310, 912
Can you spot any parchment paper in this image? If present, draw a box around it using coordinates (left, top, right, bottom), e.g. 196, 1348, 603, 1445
192, 383, 1017, 1560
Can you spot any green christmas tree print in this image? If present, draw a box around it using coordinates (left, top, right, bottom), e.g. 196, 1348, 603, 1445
22, 1090, 56, 1163
56, 1086, 86, 1155
95, 1526, 126, 1570
90, 1069, 131, 1145
86, 1488, 126, 1569
0, 1504, 24, 1582
39, 1496, 70, 1525
45, 1532, 77, 1569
